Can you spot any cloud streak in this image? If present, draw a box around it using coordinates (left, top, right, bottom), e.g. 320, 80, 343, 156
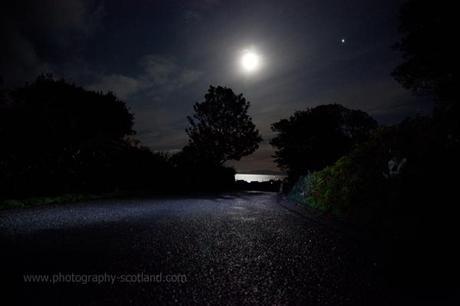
89, 55, 202, 100
1, 0, 104, 84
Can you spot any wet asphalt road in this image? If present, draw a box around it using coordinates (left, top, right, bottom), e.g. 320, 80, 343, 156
0, 192, 384, 305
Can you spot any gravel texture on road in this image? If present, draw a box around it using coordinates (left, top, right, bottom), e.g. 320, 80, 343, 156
1, 192, 385, 305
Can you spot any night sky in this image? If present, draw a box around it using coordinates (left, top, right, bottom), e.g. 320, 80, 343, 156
1, 0, 431, 173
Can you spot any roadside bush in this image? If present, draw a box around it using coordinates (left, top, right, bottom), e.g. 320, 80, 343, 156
271, 104, 377, 185
292, 116, 444, 225
292, 153, 387, 227
290, 125, 392, 224
307, 156, 357, 215
291, 115, 459, 292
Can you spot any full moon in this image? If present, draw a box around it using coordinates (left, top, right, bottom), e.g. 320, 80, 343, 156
241, 51, 260, 73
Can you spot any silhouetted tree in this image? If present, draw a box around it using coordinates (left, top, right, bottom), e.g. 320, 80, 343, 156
0, 75, 144, 196
270, 104, 377, 182
185, 85, 262, 167
393, 0, 458, 110
1, 75, 133, 156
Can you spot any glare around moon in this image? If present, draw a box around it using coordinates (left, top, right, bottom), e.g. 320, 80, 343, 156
241, 51, 260, 73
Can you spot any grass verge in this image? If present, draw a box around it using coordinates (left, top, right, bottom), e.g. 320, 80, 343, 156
0, 193, 102, 210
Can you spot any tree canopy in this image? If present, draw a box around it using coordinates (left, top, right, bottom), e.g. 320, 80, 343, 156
270, 104, 377, 181
0, 75, 140, 195
184, 85, 262, 167
1, 75, 134, 156
393, 0, 458, 109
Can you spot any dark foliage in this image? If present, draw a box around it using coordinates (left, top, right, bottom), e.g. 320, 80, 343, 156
0, 75, 172, 197
270, 104, 377, 183
393, 0, 459, 114
294, 116, 459, 295
168, 85, 263, 191
186, 86, 262, 167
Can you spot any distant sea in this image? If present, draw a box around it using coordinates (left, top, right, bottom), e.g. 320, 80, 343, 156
235, 173, 287, 183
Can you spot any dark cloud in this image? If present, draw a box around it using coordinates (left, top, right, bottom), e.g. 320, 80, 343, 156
88, 54, 202, 98
1, 0, 104, 84
88, 74, 143, 100
1, 0, 429, 173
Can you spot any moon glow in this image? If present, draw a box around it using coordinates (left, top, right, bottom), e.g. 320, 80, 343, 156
241, 50, 261, 73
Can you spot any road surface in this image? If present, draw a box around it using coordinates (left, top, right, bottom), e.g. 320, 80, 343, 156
1, 192, 384, 305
